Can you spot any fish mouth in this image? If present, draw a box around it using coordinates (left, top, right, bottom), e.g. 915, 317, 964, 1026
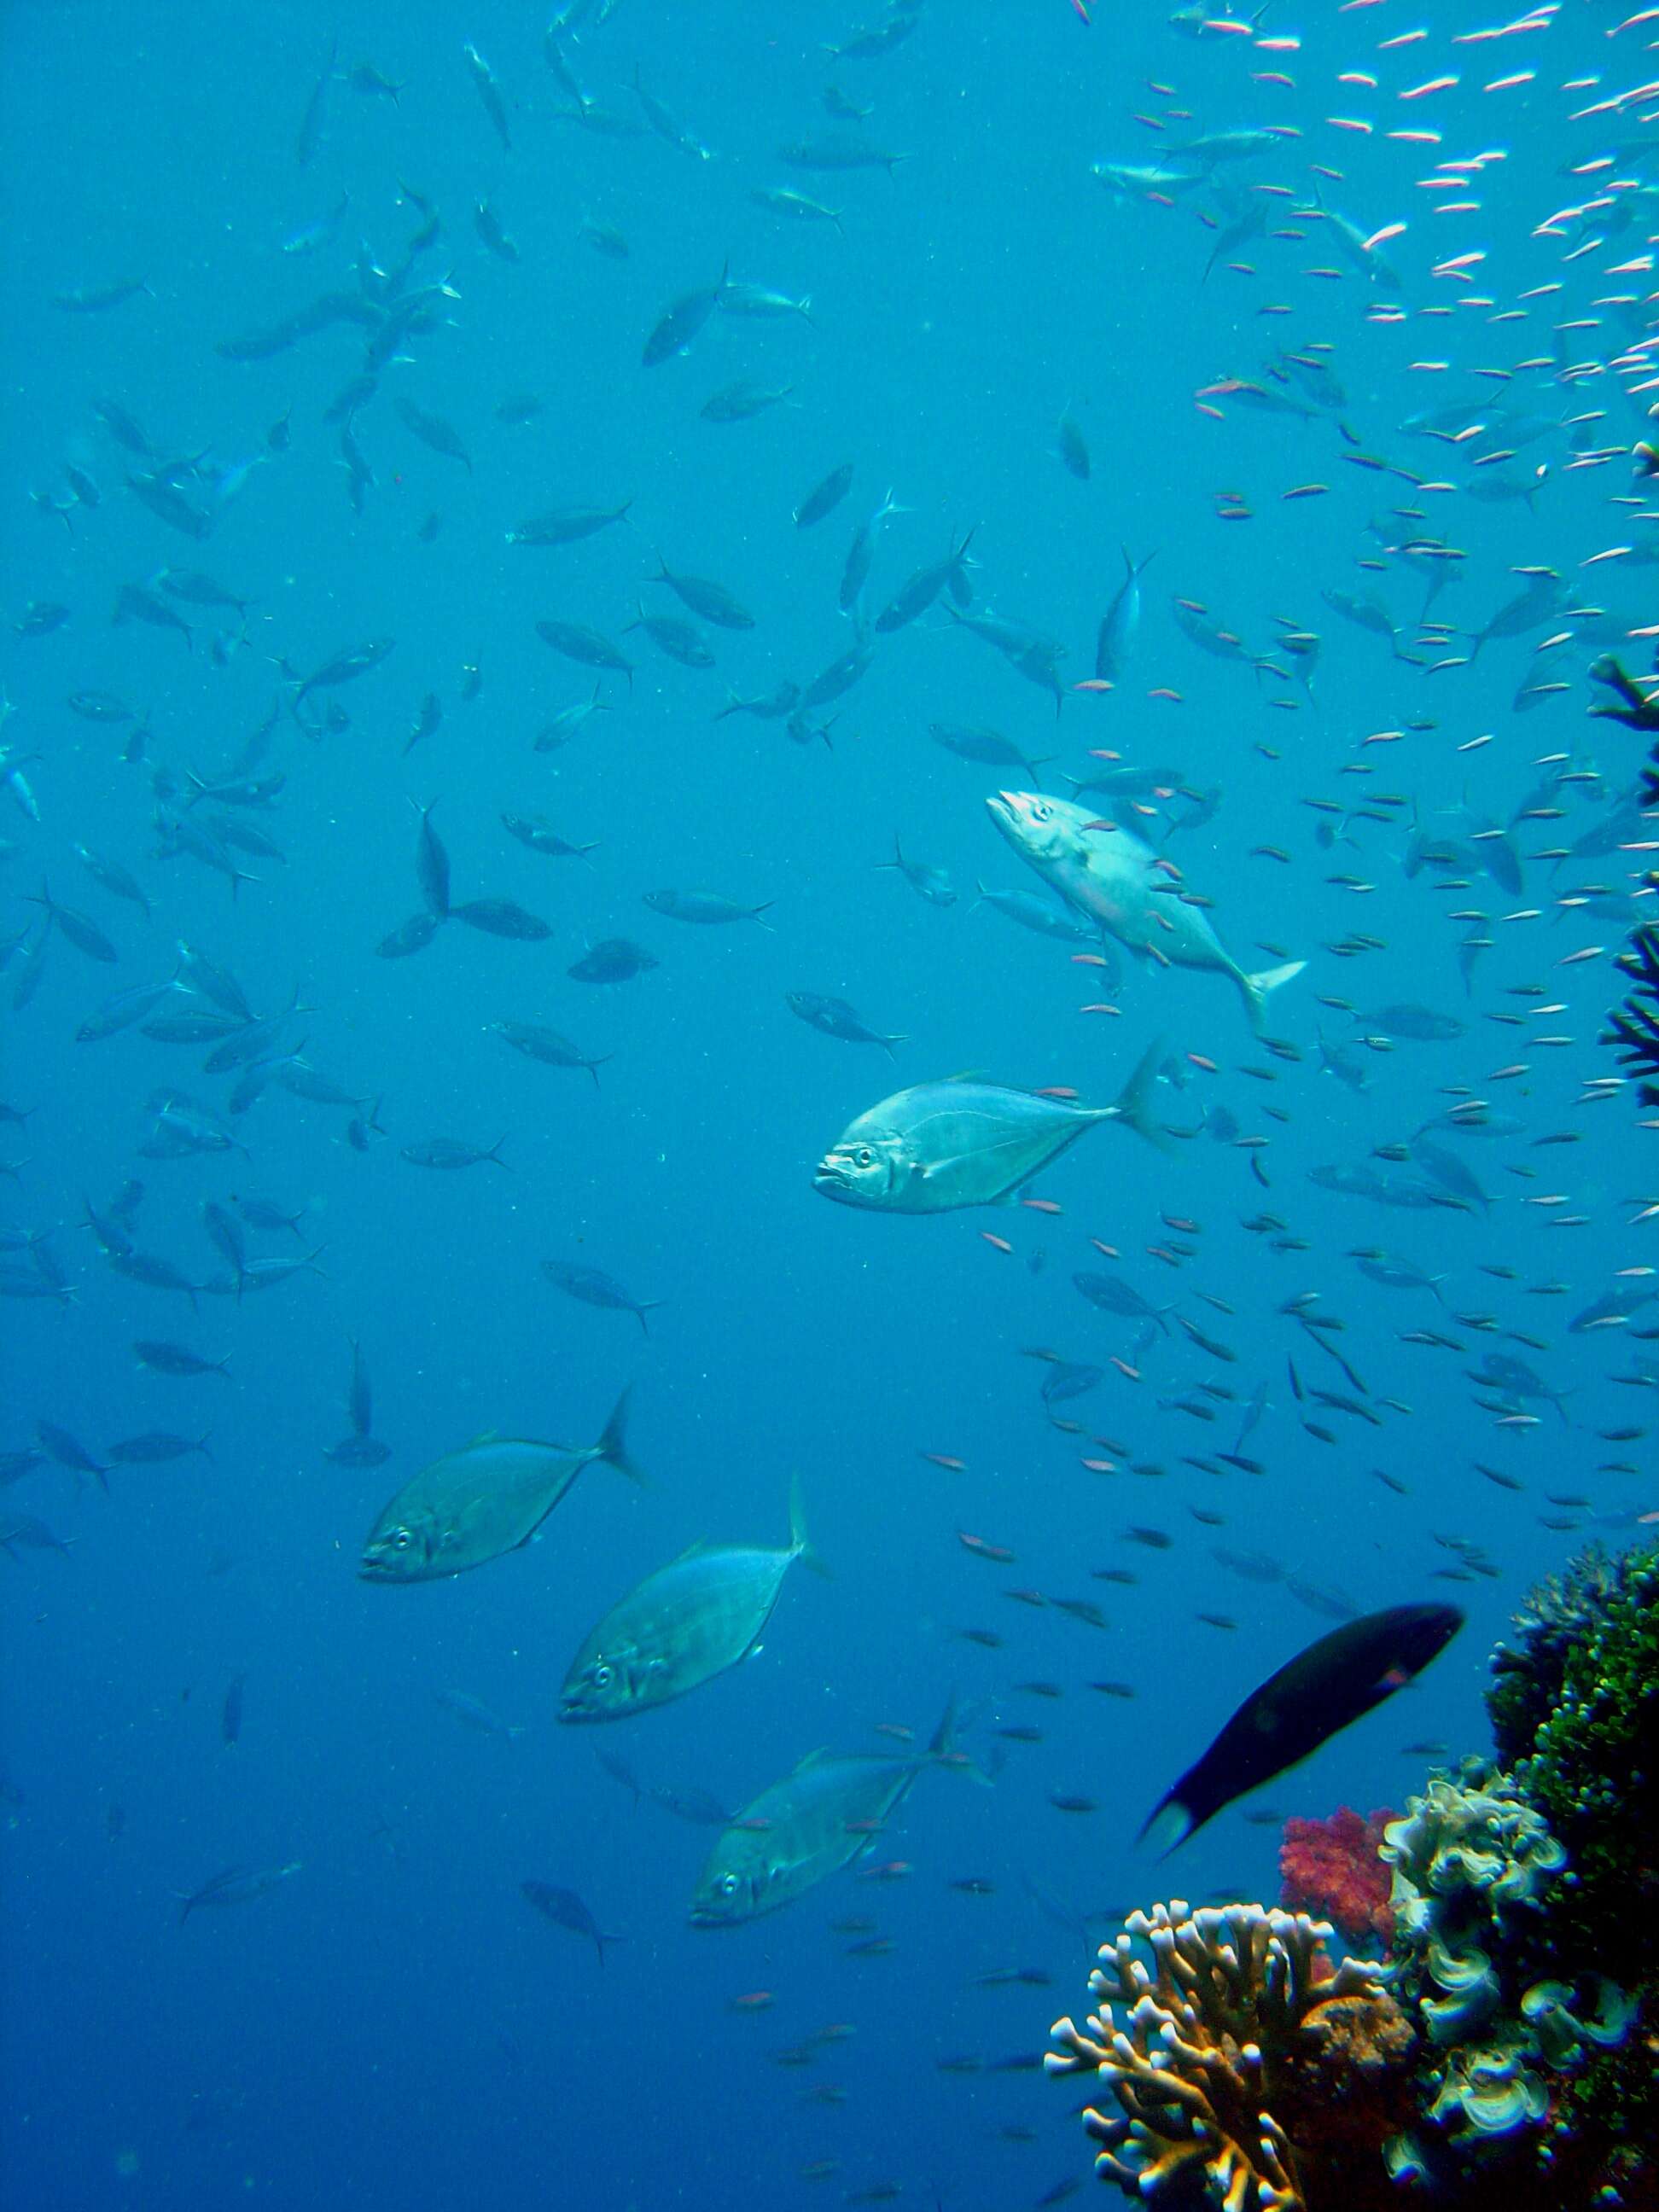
812, 1160, 850, 1196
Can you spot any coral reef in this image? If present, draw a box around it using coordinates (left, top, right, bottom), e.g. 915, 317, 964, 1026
1596, 674, 1659, 1109
1278, 1806, 1394, 1954
1382, 1763, 1565, 2051
1045, 1900, 1413, 2210
1487, 1539, 1659, 1994
1604, 924, 1659, 1109
1047, 1545, 1658, 2206
1371, 1534, 1658, 2206
1381, 1762, 1591, 2165
1487, 1542, 1650, 1767
1587, 654, 1659, 742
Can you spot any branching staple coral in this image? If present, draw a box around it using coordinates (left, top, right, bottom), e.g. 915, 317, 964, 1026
1604, 924, 1659, 1109
1046, 1900, 1413, 2210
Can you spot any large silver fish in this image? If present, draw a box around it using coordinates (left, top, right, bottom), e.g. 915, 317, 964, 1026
985, 790, 1303, 1032
690, 1701, 967, 1925
813, 1044, 1165, 1213
359, 1389, 638, 1582
559, 1478, 825, 1721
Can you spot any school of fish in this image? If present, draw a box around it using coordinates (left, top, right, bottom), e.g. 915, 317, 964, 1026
4, 1, 1659, 2206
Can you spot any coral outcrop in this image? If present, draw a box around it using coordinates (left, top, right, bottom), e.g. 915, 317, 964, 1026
1046, 1900, 1413, 2209
1487, 1539, 1659, 1995
1381, 1761, 1580, 2159
1047, 1543, 1657, 2205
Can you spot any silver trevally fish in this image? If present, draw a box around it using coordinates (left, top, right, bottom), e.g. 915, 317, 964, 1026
813, 1043, 1165, 1213
985, 790, 1304, 1032
558, 1476, 826, 1721
690, 1701, 969, 1926
359, 1388, 639, 1582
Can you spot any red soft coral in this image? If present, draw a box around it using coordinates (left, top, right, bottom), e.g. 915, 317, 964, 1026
1279, 1805, 1395, 1953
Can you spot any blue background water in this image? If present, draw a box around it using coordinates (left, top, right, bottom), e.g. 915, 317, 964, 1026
3, 2, 1654, 2206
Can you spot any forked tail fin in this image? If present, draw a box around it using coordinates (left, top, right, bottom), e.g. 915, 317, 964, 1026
789, 1472, 831, 1578
595, 1388, 644, 1484
1241, 958, 1307, 1033
1136, 1789, 1196, 1859
1112, 1039, 1175, 1153
927, 1695, 991, 1785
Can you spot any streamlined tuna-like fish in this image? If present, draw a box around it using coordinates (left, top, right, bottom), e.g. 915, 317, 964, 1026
812, 1044, 1166, 1214
521, 1880, 621, 1963
540, 1260, 661, 1333
986, 792, 1304, 1032
507, 502, 632, 549
1095, 547, 1155, 681
492, 1022, 611, 1086
175, 1860, 301, 1924
786, 992, 905, 1057
358, 1389, 639, 1581
1139, 1602, 1464, 1852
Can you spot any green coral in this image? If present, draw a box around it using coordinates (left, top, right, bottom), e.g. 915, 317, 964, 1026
1487, 1540, 1659, 1992
1365, 1538, 1659, 2198
1381, 1762, 1569, 2150
1377, 1755, 1654, 2203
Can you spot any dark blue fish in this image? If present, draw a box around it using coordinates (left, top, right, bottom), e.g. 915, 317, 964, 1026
520, 1881, 622, 1964
541, 1260, 661, 1335
1139, 1603, 1464, 1851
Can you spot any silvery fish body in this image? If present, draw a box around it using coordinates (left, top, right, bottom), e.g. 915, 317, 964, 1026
560, 1481, 817, 1720
813, 1051, 1161, 1214
690, 1703, 958, 1925
985, 790, 1303, 1031
359, 1391, 637, 1581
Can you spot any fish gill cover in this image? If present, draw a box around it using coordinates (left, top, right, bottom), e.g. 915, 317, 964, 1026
2, 1, 1658, 2209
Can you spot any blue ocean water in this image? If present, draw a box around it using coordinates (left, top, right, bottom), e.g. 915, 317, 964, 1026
3, 2, 1655, 2206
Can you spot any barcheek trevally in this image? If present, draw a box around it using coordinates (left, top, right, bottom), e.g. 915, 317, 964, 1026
984, 789, 1304, 1032
812, 1042, 1167, 1213
359, 1388, 639, 1582
558, 1477, 826, 1720
690, 1700, 971, 1925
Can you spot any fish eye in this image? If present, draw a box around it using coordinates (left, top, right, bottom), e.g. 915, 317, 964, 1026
592, 1664, 613, 1688
718, 1872, 739, 1897
392, 1528, 412, 1550
855, 1147, 874, 1167
1031, 802, 1052, 822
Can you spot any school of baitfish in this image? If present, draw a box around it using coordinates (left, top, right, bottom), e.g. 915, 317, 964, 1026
6, 0, 1659, 2203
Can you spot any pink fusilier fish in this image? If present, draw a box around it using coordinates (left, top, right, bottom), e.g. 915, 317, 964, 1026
985, 791, 1304, 1032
